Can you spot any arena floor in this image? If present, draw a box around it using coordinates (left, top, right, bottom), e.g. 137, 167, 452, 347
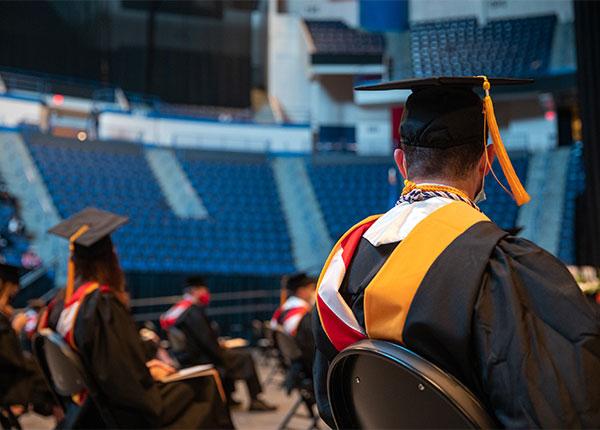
19, 353, 325, 430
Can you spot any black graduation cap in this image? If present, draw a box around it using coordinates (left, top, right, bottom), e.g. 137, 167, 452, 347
285, 273, 316, 293
355, 76, 532, 206
0, 263, 20, 285
48, 207, 128, 249
48, 207, 128, 300
354, 76, 532, 91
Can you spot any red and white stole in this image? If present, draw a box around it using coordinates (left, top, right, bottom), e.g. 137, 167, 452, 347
159, 293, 196, 330
56, 282, 109, 350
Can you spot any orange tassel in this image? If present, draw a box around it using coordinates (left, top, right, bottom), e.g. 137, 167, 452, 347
479, 77, 530, 206
65, 225, 90, 301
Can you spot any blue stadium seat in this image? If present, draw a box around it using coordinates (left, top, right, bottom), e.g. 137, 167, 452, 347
410, 15, 556, 78
23, 132, 295, 275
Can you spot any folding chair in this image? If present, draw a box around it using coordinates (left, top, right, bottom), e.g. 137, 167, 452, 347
327, 339, 497, 429
38, 329, 118, 428
273, 328, 319, 430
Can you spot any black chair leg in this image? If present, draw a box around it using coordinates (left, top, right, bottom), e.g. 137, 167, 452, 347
302, 398, 319, 429
277, 396, 303, 430
263, 362, 282, 387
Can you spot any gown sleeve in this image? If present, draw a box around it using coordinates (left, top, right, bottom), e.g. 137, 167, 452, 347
0, 316, 31, 405
473, 236, 600, 428
74, 292, 164, 425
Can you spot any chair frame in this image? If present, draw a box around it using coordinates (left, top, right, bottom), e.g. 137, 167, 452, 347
38, 329, 119, 428
327, 339, 497, 429
272, 328, 319, 430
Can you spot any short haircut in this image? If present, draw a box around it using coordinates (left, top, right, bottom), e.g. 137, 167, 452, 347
400, 141, 485, 180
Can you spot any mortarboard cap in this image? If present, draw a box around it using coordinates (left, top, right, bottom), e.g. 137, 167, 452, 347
48, 207, 128, 301
355, 76, 532, 206
49, 207, 128, 248
354, 76, 532, 92
0, 263, 20, 285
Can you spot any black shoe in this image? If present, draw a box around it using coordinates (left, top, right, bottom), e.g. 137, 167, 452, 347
248, 398, 277, 412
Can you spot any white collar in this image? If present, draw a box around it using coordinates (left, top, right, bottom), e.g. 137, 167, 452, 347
363, 197, 455, 247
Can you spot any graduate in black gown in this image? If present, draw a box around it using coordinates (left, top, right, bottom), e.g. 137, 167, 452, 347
0, 263, 58, 419
160, 277, 276, 412
312, 77, 600, 428
48, 208, 234, 429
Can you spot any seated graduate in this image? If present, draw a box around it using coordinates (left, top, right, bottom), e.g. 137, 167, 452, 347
312, 77, 600, 428
139, 321, 178, 368
0, 263, 59, 419
271, 273, 316, 370
160, 277, 276, 412
47, 208, 234, 429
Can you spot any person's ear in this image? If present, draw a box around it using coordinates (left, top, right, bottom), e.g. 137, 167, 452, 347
394, 149, 408, 179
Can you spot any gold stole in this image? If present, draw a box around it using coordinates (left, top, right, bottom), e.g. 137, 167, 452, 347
364, 201, 489, 344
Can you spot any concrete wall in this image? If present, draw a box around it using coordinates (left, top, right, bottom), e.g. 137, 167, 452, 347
0, 95, 43, 127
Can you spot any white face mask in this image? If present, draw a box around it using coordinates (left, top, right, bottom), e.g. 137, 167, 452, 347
474, 173, 486, 204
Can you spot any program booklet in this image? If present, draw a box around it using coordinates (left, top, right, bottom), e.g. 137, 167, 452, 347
160, 364, 216, 383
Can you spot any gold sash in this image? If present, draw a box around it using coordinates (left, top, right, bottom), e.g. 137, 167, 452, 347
364, 202, 489, 344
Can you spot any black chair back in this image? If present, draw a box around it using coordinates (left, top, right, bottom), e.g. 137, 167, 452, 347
327, 339, 496, 429
31, 333, 67, 410
167, 327, 187, 353
273, 328, 303, 367
39, 329, 118, 428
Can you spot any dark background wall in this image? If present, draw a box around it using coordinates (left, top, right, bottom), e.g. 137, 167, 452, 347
0, 0, 254, 107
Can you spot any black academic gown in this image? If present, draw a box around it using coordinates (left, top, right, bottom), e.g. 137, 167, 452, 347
176, 304, 224, 367
313, 222, 600, 429
176, 304, 263, 399
72, 289, 233, 429
0, 312, 55, 415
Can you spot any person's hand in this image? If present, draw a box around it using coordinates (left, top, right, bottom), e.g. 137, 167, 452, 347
146, 359, 176, 381
11, 312, 27, 334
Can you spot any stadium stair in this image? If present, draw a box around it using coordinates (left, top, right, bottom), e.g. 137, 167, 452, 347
517, 147, 571, 257
0, 130, 66, 283
271, 156, 333, 275
144, 147, 208, 219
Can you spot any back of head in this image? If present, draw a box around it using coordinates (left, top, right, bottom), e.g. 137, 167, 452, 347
73, 236, 125, 293
400, 86, 485, 179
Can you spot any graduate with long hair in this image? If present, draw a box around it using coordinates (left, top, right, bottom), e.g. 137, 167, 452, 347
47, 208, 234, 429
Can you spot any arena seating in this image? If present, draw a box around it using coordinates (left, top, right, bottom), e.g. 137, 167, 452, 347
411, 14, 556, 77
23, 132, 295, 275
479, 153, 530, 231
307, 159, 396, 241
558, 143, 585, 264
304, 20, 385, 64
0, 180, 32, 267
307, 153, 530, 241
